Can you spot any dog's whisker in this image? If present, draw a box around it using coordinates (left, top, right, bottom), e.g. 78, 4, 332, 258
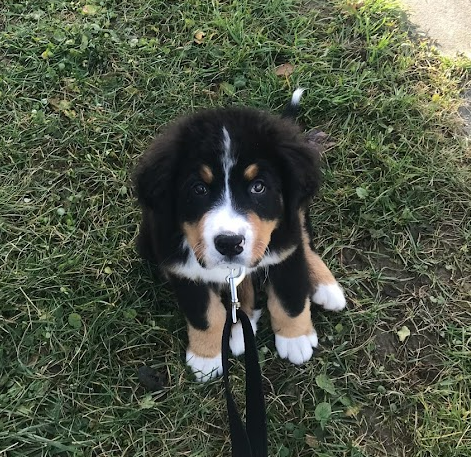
252, 241, 268, 262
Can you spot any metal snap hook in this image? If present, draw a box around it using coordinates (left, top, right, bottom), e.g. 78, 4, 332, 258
225, 267, 246, 323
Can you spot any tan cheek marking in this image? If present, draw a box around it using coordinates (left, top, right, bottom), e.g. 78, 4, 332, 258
244, 164, 259, 181
298, 211, 337, 286
267, 285, 313, 338
182, 215, 207, 262
247, 212, 279, 264
199, 165, 213, 184
187, 289, 225, 358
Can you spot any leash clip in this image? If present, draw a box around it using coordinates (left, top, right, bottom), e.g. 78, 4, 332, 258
225, 267, 246, 324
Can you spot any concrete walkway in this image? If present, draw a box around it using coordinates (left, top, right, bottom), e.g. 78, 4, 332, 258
400, 0, 471, 58
400, 0, 471, 135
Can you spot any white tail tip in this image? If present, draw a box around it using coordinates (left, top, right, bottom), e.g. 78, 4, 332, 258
291, 88, 306, 105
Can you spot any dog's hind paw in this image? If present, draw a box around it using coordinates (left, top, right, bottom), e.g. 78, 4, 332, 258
275, 331, 318, 365
186, 351, 222, 382
312, 283, 346, 312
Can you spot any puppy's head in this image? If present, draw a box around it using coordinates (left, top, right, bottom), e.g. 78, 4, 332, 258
134, 103, 320, 271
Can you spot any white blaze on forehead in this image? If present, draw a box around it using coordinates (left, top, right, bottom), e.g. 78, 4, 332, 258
221, 126, 234, 205
222, 126, 233, 169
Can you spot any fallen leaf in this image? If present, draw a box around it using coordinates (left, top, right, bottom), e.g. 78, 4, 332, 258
279, 446, 290, 457
194, 30, 206, 44
41, 48, 53, 59
202, 89, 218, 99
305, 129, 337, 155
49, 98, 72, 112
137, 366, 166, 391
350, 1, 365, 9
80, 34, 89, 50
62, 109, 77, 119
397, 325, 411, 342
233, 75, 247, 89
314, 402, 332, 426
139, 394, 156, 409
125, 86, 139, 95
356, 187, 369, 199
345, 405, 362, 417
274, 63, 294, 77
293, 426, 305, 439
82, 4, 98, 15
27, 354, 39, 367
123, 308, 137, 320
219, 82, 235, 96
342, 1, 365, 14
68, 313, 82, 329
315, 374, 337, 396
305, 435, 319, 448
49, 98, 76, 118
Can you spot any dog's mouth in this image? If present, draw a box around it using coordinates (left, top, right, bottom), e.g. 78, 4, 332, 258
216, 257, 248, 268
195, 249, 268, 271
198, 256, 248, 270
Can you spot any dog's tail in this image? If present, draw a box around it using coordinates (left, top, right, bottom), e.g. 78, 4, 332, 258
282, 88, 305, 119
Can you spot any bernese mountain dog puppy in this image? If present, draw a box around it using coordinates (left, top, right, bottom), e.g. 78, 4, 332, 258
134, 90, 346, 381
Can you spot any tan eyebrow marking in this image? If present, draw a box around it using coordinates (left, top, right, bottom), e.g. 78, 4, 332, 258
243, 164, 259, 181
199, 165, 213, 184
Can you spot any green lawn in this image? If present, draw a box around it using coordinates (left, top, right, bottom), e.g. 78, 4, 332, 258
1, 0, 470, 456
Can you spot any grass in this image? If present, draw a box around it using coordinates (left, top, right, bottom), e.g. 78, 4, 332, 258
1, 0, 470, 455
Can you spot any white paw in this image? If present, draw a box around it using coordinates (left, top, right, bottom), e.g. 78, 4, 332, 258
275, 331, 318, 365
186, 351, 222, 382
312, 283, 346, 312
229, 309, 262, 356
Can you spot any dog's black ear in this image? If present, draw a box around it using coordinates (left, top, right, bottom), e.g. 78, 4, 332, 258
278, 137, 321, 219
133, 131, 180, 263
133, 133, 179, 210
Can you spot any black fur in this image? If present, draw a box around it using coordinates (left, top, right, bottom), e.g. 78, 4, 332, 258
168, 274, 211, 331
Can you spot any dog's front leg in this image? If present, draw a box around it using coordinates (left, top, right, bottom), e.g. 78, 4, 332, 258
300, 210, 346, 311
267, 247, 318, 365
170, 275, 225, 382
305, 249, 347, 312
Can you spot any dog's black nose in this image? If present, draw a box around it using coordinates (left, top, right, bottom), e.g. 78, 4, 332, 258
214, 234, 245, 257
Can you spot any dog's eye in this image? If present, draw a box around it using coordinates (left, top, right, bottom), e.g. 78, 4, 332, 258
193, 183, 208, 195
250, 180, 266, 194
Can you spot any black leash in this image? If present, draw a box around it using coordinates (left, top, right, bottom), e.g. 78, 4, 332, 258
221, 307, 268, 457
